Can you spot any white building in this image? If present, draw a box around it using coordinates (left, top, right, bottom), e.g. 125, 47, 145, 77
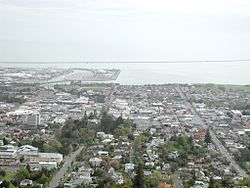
26, 112, 40, 126
19, 152, 63, 164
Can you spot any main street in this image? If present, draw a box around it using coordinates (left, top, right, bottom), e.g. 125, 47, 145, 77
49, 146, 84, 188
175, 86, 248, 178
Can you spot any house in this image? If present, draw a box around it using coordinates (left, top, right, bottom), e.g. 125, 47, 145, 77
78, 167, 93, 184
162, 163, 170, 171
97, 151, 109, 156
168, 151, 179, 159
159, 182, 174, 188
20, 179, 33, 187
231, 110, 242, 118
125, 163, 135, 174
64, 178, 85, 188
112, 172, 123, 184
144, 170, 152, 176
108, 167, 124, 184
89, 157, 102, 167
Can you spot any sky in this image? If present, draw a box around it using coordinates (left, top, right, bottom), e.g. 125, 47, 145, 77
0, 0, 250, 61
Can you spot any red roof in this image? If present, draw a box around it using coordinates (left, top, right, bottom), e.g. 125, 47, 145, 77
159, 182, 173, 188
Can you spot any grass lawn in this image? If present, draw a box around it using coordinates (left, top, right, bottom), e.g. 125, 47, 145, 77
0, 172, 16, 188
194, 84, 250, 93
81, 86, 110, 91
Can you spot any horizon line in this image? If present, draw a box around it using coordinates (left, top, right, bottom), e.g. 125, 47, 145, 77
0, 59, 250, 64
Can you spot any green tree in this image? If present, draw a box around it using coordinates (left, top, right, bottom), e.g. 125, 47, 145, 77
65, 144, 73, 155
0, 169, 6, 177
114, 125, 132, 138
238, 176, 250, 187
16, 167, 30, 180
208, 178, 216, 188
133, 163, 145, 188
205, 128, 212, 144
115, 115, 123, 126
0, 180, 10, 188
3, 137, 9, 145
43, 139, 62, 153
37, 173, 49, 184
100, 113, 116, 134
123, 119, 133, 128
146, 171, 161, 187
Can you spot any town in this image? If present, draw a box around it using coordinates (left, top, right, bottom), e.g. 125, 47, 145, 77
0, 67, 249, 188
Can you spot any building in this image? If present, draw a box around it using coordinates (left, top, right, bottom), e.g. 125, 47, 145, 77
0, 145, 63, 166
0, 150, 18, 166
20, 179, 33, 187
19, 152, 63, 164
0, 145, 18, 166
26, 112, 40, 126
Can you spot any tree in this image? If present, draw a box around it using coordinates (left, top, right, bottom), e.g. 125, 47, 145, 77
208, 178, 216, 188
170, 162, 178, 173
3, 137, 8, 145
49, 123, 61, 130
37, 173, 49, 184
227, 112, 233, 118
240, 148, 250, 161
103, 183, 118, 188
217, 85, 226, 92
43, 139, 62, 153
0, 180, 10, 188
146, 171, 161, 187
205, 128, 212, 145
12, 167, 30, 186
26, 164, 31, 173
133, 163, 145, 188
100, 114, 116, 134
187, 136, 193, 145
123, 119, 133, 128
32, 138, 44, 151
16, 167, 30, 180
0, 169, 6, 177
115, 115, 123, 126
30, 171, 43, 181
61, 144, 73, 155
61, 119, 75, 138
238, 176, 250, 187
88, 112, 95, 119
114, 125, 132, 138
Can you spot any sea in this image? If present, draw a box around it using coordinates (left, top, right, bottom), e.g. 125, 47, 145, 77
0, 62, 249, 85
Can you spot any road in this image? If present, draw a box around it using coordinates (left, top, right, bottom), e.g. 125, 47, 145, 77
209, 130, 248, 177
175, 86, 248, 178
99, 84, 117, 118
171, 172, 184, 188
49, 146, 84, 188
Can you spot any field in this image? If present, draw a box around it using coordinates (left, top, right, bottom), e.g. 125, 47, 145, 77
0, 172, 16, 188
194, 84, 250, 93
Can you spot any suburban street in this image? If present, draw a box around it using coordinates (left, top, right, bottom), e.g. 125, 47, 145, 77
49, 146, 84, 188
209, 130, 248, 177
49, 84, 116, 188
176, 86, 248, 178
171, 172, 184, 188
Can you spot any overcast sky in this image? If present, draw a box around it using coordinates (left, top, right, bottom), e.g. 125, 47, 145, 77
0, 0, 250, 61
